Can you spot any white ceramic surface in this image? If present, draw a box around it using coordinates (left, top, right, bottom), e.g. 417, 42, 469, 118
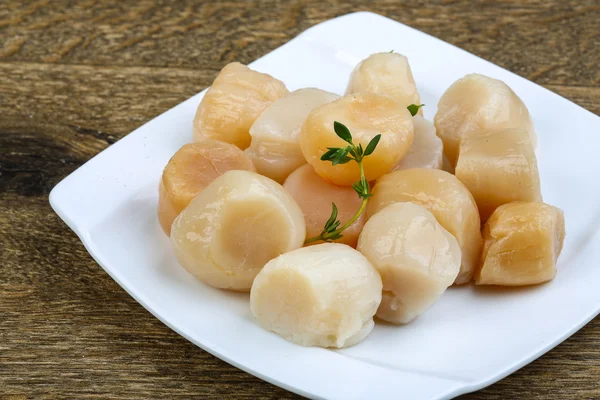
49, 12, 600, 400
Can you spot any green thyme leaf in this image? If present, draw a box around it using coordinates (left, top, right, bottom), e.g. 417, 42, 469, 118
331, 148, 353, 165
332, 156, 352, 165
353, 176, 371, 199
357, 143, 364, 159
328, 220, 341, 232
333, 121, 353, 144
364, 134, 381, 156
349, 147, 358, 159
389, 49, 394, 53
320, 148, 338, 161
324, 203, 339, 230
351, 176, 369, 198
328, 233, 343, 241
407, 103, 424, 117
322, 147, 348, 165
361, 176, 369, 191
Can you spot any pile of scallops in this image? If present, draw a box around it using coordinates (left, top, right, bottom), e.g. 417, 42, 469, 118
158, 53, 566, 349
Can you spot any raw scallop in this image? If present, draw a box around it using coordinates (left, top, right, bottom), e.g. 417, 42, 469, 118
368, 168, 481, 284
283, 164, 365, 247
250, 243, 382, 348
434, 73, 535, 166
170, 170, 305, 291
476, 202, 565, 286
346, 52, 422, 113
246, 88, 339, 183
455, 128, 541, 221
358, 202, 461, 324
393, 115, 443, 171
158, 141, 255, 235
300, 93, 414, 186
193, 62, 288, 149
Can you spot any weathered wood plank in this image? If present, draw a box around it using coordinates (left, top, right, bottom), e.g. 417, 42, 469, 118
1, 0, 598, 399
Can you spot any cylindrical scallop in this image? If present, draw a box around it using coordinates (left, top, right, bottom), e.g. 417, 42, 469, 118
367, 168, 482, 284
250, 243, 382, 348
455, 128, 542, 221
434, 73, 535, 166
345, 52, 422, 113
158, 141, 256, 235
245, 88, 340, 183
476, 202, 565, 286
393, 115, 443, 171
300, 93, 414, 186
283, 164, 365, 247
358, 202, 461, 324
170, 170, 305, 291
193, 62, 288, 149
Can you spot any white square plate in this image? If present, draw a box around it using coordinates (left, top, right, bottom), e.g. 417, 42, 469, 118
49, 12, 600, 400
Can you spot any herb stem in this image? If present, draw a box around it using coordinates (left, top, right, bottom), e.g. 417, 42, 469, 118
335, 198, 368, 234
304, 158, 370, 244
305, 197, 368, 244
303, 235, 323, 245
358, 159, 365, 180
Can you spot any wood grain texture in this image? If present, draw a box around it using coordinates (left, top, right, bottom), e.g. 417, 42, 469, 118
0, 0, 598, 399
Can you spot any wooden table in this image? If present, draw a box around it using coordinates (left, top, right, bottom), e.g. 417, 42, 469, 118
1, 1, 598, 398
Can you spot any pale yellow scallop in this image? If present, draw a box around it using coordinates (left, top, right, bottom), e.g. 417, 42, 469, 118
246, 88, 340, 183
393, 115, 443, 171
250, 243, 382, 348
368, 168, 482, 284
170, 170, 305, 291
346, 52, 422, 113
455, 128, 542, 222
193, 62, 288, 149
358, 202, 461, 324
476, 202, 565, 286
434, 73, 535, 166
